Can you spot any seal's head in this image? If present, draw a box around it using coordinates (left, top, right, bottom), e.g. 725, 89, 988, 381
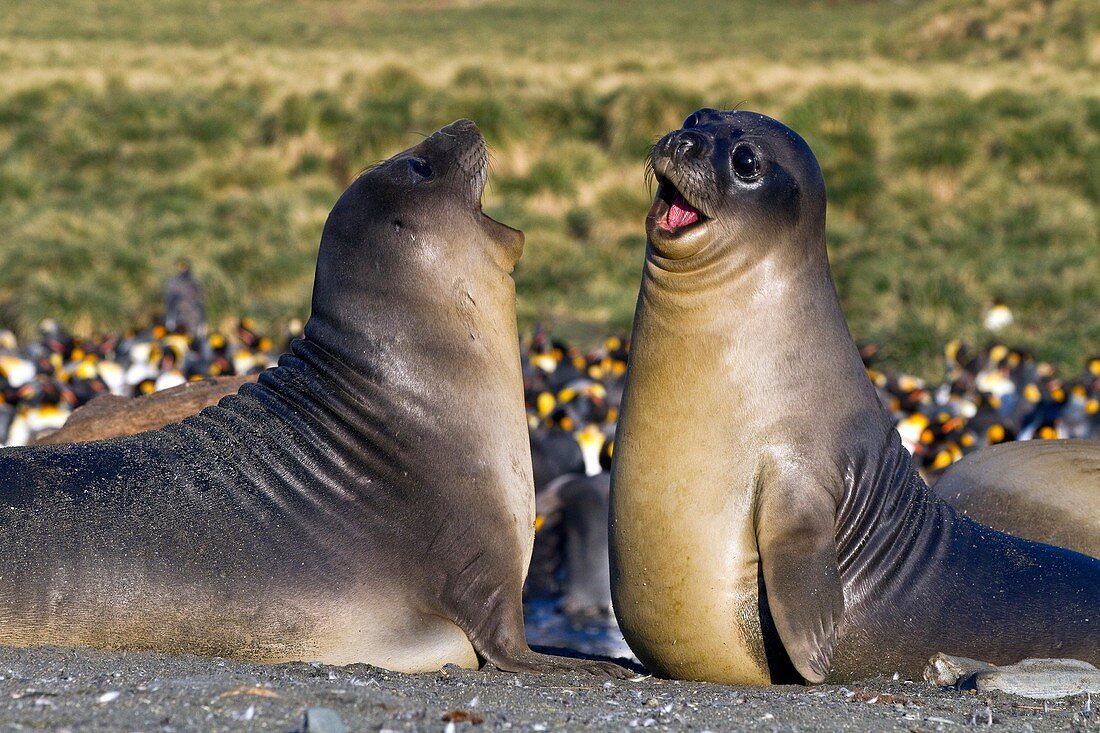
309, 119, 524, 345
646, 109, 825, 264
325, 118, 521, 269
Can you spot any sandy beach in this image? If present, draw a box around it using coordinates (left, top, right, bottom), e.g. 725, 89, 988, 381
0, 645, 1092, 732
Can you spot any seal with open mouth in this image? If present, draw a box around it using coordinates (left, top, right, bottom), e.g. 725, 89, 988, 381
0, 120, 629, 677
610, 108, 1099, 685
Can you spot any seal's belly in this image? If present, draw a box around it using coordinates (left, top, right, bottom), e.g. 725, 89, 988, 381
319, 596, 479, 671
0, 580, 479, 672
610, 343, 772, 684
611, 473, 769, 684
329, 623, 477, 672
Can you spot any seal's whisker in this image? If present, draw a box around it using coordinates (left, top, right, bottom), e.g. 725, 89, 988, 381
643, 159, 656, 194
482, 150, 500, 196
354, 160, 387, 181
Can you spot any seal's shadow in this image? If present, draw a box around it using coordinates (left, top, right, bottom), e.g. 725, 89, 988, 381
528, 646, 647, 676
758, 565, 804, 685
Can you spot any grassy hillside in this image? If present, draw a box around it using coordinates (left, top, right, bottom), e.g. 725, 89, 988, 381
883, 0, 1100, 67
0, 0, 1097, 376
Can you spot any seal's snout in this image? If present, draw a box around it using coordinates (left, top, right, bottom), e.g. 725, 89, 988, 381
659, 130, 708, 166
438, 118, 480, 140
424, 118, 485, 160
648, 130, 711, 238
417, 119, 488, 208
416, 120, 522, 266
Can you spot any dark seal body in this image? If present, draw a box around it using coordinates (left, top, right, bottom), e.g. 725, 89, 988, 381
0, 121, 626, 677
609, 109, 1099, 685
933, 439, 1099, 558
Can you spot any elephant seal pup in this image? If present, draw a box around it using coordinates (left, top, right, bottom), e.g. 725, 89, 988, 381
609, 108, 1099, 685
33, 374, 258, 445
0, 120, 627, 677
933, 439, 1099, 558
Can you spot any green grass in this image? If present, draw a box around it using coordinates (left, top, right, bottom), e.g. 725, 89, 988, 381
882, 0, 1100, 68
0, 0, 1097, 377
0, 0, 900, 59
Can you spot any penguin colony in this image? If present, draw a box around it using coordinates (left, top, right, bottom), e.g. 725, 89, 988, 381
0, 318, 284, 447
2, 314, 1096, 620
5, 318, 1096, 475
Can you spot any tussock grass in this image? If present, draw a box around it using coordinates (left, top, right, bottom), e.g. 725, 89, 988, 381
883, 0, 1100, 68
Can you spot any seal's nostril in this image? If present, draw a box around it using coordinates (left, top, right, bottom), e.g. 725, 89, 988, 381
674, 137, 695, 162
664, 131, 707, 164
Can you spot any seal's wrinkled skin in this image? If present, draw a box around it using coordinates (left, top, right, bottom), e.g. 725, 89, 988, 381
0, 120, 628, 677
609, 108, 1099, 685
934, 439, 1100, 559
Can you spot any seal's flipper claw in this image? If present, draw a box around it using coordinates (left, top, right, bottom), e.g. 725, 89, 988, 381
755, 462, 844, 684
486, 649, 636, 678
455, 588, 635, 678
471, 622, 637, 678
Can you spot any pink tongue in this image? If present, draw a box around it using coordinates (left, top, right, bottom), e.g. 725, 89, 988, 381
664, 194, 699, 230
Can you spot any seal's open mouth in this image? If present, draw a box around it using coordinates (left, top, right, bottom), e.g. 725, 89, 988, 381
651, 175, 708, 236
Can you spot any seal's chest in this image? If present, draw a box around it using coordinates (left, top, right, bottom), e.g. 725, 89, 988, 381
611, 496, 771, 684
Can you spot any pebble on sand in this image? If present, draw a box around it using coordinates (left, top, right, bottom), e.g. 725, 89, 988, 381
924, 653, 1100, 699
303, 705, 348, 733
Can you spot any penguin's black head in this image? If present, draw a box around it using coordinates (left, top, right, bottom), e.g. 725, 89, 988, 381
646, 109, 826, 261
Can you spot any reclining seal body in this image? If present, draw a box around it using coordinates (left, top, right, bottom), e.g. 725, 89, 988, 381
33, 374, 258, 445
934, 439, 1099, 558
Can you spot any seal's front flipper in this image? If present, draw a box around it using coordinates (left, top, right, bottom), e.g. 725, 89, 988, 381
454, 586, 636, 678
754, 464, 844, 684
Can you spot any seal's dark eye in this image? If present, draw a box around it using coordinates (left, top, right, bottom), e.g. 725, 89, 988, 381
683, 112, 702, 129
731, 145, 760, 180
408, 158, 433, 179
